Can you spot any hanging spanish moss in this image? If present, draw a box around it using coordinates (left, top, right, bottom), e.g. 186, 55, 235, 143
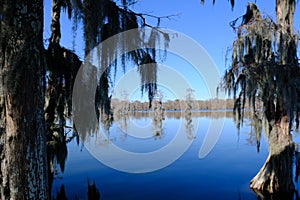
221, 1, 300, 194
80, 0, 170, 115
45, 2, 84, 197
46, 0, 170, 137
222, 2, 299, 133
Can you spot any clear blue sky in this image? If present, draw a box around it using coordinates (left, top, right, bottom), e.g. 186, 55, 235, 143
43, 1, 300, 101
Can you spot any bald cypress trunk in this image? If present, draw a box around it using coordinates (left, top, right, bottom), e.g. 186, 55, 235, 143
0, 0, 48, 199
249, 0, 297, 195
250, 120, 295, 194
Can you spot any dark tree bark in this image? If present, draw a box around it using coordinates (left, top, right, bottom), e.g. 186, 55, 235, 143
45, 0, 63, 127
223, 0, 300, 195
249, 0, 298, 195
0, 0, 48, 199
250, 125, 295, 194
45, 0, 81, 129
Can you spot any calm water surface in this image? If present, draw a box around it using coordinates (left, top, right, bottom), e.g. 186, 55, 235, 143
51, 111, 300, 199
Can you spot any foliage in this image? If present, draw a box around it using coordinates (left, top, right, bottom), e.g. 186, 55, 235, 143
45, 0, 172, 196
75, 0, 170, 114
221, 2, 300, 135
46, 0, 171, 139
220, 2, 300, 194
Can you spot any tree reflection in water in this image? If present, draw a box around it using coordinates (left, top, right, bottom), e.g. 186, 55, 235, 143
185, 88, 195, 140
52, 181, 100, 200
48, 120, 102, 199
151, 98, 165, 138
49, 109, 300, 199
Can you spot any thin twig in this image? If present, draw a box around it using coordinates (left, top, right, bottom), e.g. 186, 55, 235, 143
137, 13, 181, 21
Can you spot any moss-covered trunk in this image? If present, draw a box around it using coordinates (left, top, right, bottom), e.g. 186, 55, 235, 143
0, 0, 48, 199
250, 84, 295, 194
249, 0, 297, 195
250, 118, 295, 194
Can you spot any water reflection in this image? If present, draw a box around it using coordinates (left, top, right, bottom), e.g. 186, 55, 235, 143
151, 99, 165, 138
87, 180, 101, 200
52, 181, 100, 200
121, 109, 236, 120
53, 185, 67, 200
50, 111, 300, 199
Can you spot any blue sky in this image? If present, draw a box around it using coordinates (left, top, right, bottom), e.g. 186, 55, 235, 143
44, 1, 300, 101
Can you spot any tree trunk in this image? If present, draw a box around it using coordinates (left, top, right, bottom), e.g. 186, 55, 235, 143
249, 0, 298, 195
45, 0, 62, 126
250, 116, 295, 195
250, 140, 295, 194
276, 0, 295, 34
276, 0, 297, 65
0, 1, 48, 199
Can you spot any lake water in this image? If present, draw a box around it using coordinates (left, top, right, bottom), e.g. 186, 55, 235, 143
51, 111, 300, 199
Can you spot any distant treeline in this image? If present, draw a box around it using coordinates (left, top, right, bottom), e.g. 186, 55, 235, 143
111, 98, 255, 111
116, 110, 239, 120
